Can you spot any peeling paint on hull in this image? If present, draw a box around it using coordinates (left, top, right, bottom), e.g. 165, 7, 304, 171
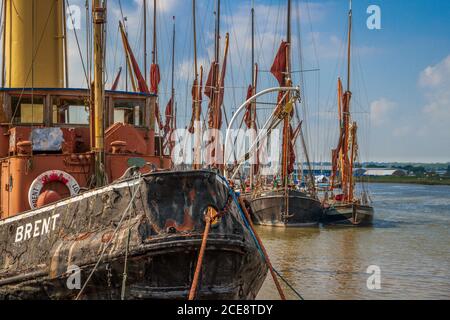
0, 170, 268, 300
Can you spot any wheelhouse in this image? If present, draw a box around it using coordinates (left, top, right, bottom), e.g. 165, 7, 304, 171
0, 88, 171, 218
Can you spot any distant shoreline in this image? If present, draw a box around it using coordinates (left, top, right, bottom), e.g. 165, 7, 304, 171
357, 176, 450, 186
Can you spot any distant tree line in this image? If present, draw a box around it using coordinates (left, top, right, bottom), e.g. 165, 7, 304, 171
392, 165, 426, 176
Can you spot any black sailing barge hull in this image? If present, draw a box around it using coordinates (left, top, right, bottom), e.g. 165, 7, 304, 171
248, 189, 323, 227
322, 203, 374, 227
0, 170, 268, 300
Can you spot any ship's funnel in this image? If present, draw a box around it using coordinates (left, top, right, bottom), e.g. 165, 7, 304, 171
4, 0, 65, 88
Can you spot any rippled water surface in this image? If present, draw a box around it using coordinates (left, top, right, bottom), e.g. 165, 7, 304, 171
256, 183, 450, 300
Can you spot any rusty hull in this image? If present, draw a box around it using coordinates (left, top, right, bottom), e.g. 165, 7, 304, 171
0, 170, 268, 300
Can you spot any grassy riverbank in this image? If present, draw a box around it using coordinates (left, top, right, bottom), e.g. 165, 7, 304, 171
357, 176, 450, 186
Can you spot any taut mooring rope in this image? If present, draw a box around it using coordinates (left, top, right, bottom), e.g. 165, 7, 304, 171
237, 196, 286, 300
188, 207, 216, 300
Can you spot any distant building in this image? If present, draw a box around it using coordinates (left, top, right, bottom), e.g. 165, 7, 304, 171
363, 169, 407, 177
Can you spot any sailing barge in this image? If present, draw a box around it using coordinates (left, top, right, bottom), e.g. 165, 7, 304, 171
0, 0, 267, 299
322, 1, 374, 227
244, 0, 322, 227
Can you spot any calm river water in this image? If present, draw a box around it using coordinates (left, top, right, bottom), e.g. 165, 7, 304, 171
256, 183, 450, 300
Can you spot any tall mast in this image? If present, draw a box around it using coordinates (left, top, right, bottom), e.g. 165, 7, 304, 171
214, 0, 220, 130
92, 0, 106, 186
343, 0, 352, 199
152, 0, 157, 65
346, 0, 352, 93
192, 0, 200, 168
251, 2, 255, 87
144, 0, 147, 83
281, 0, 292, 187
215, 0, 220, 65
193, 0, 198, 79
250, 1, 256, 188
212, 0, 221, 136
287, 0, 291, 73
171, 16, 176, 133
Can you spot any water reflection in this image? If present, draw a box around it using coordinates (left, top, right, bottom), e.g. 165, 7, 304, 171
256, 183, 450, 300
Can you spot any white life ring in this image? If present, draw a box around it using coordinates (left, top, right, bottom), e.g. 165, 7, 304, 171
28, 170, 80, 209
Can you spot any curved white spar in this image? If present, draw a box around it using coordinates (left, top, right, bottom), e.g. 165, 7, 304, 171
224, 86, 301, 179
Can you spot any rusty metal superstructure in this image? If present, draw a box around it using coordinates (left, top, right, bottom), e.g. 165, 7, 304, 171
0, 0, 267, 299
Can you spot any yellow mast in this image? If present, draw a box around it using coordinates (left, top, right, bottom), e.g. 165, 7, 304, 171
4, 0, 64, 88
92, 0, 106, 186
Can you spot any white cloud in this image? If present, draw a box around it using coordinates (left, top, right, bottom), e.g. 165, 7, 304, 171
370, 98, 396, 126
133, 0, 178, 13
419, 55, 450, 88
419, 55, 450, 120
177, 58, 209, 82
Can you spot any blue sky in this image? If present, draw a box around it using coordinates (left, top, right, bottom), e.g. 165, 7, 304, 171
63, 0, 450, 163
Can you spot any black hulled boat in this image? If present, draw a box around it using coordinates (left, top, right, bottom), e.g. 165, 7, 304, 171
322, 1, 374, 227
244, 0, 322, 227
0, 170, 267, 299
249, 189, 322, 227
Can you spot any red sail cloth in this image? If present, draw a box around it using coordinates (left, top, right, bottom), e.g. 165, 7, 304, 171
120, 22, 163, 130
188, 77, 202, 134
111, 67, 122, 91
150, 64, 161, 94
288, 124, 295, 175
150, 64, 163, 130
244, 85, 253, 129
120, 24, 149, 93
206, 62, 221, 129
271, 41, 288, 86
218, 55, 228, 109
164, 97, 173, 135
204, 62, 216, 99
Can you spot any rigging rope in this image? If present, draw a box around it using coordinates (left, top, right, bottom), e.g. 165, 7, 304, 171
236, 196, 286, 300
218, 176, 307, 300
120, 227, 132, 300
273, 268, 304, 300
66, 0, 89, 85
75, 173, 142, 300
